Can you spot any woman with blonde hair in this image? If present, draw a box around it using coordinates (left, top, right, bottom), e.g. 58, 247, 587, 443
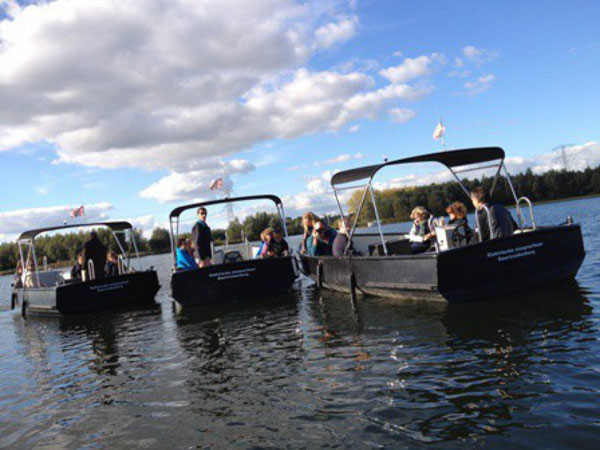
408, 206, 435, 254
301, 212, 318, 254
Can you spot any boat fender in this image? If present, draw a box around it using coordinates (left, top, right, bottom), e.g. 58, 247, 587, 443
317, 261, 324, 288
349, 272, 357, 303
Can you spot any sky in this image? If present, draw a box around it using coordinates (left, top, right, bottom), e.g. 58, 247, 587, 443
0, 0, 599, 241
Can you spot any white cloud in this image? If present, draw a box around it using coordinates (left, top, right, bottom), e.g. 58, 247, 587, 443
0, 0, 437, 204
139, 159, 255, 203
33, 185, 49, 195
348, 124, 360, 132
129, 214, 156, 238
453, 57, 464, 68
393, 50, 403, 57
314, 15, 358, 49
0, 202, 114, 240
315, 152, 364, 166
379, 53, 446, 84
462, 46, 499, 67
464, 74, 495, 95
388, 107, 417, 123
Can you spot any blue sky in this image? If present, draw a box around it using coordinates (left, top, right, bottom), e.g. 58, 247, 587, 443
0, 0, 599, 239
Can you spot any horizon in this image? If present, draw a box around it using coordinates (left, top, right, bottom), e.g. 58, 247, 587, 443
1, 0, 599, 242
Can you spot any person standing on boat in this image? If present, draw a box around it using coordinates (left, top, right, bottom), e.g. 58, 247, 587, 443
192, 207, 212, 267
82, 231, 107, 279
470, 187, 517, 241
176, 237, 198, 270
301, 212, 318, 254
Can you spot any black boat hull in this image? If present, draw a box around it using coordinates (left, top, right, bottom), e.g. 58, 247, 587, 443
171, 256, 297, 308
15, 270, 160, 315
300, 225, 585, 302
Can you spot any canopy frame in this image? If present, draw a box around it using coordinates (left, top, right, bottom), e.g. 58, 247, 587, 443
17, 222, 142, 288
331, 147, 533, 255
168, 195, 289, 269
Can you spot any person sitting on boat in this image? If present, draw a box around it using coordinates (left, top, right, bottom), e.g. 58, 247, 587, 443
192, 207, 212, 267
105, 250, 120, 277
301, 212, 318, 254
70, 251, 84, 280
408, 206, 435, 254
267, 227, 289, 257
83, 230, 107, 279
470, 187, 517, 241
332, 217, 353, 257
445, 201, 474, 244
255, 228, 273, 258
23, 258, 39, 287
176, 237, 198, 270
309, 220, 337, 256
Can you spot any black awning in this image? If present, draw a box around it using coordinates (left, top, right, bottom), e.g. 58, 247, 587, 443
331, 147, 505, 186
18, 221, 133, 241
169, 194, 284, 219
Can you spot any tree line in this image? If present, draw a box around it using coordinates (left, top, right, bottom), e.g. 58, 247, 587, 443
2, 166, 599, 272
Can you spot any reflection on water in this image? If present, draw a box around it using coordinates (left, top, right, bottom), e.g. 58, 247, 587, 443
0, 197, 600, 448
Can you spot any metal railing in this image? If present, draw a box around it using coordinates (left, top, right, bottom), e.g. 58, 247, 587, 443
516, 196, 536, 230
87, 259, 96, 281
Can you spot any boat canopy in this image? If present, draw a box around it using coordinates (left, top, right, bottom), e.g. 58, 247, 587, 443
169, 194, 283, 219
18, 221, 133, 241
331, 147, 505, 186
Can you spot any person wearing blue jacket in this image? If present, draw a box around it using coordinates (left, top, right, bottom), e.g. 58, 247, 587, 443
176, 238, 198, 270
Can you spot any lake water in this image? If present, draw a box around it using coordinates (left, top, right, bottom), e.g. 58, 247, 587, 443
1, 197, 599, 448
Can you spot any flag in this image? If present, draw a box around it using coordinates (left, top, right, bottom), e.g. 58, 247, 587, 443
209, 178, 224, 191
433, 121, 445, 140
70, 205, 85, 218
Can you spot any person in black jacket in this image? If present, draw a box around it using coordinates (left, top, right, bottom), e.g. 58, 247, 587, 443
71, 251, 84, 280
105, 250, 119, 277
191, 207, 212, 267
82, 230, 107, 279
470, 187, 517, 241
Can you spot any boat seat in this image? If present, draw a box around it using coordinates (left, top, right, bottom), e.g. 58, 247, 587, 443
36, 270, 64, 287
369, 238, 412, 256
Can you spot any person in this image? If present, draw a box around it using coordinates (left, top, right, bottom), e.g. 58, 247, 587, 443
267, 227, 289, 257
408, 206, 435, 254
82, 230, 107, 279
176, 237, 198, 270
255, 228, 273, 258
13, 260, 23, 289
445, 201, 474, 244
23, 258, 38, 288
105, 250, 120, 277
71, 251, 84, 280
301, 212, 318, 255
470, 187, 517, 241
309, 219, 337, 256
332, 217, 353, 257
191, 207, 213, 267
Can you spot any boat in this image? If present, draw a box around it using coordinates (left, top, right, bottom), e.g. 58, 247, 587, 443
168, 195, 298, 309
299, 147, 585, 302
11, 221, 160, 316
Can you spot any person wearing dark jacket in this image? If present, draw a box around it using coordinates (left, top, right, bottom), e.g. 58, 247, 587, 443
445, 201, 474, 245
83, 231, 106, 279
332, 217, 353, 257
191, 207, 212, 267
71, 251, 84, 280
105, 250, 119, 277
309, 220, 337, 256
470, 187, 517, 241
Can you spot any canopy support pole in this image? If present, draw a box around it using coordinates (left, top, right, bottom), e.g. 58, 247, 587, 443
369, 184, 387, 256
344, 179, 373, 256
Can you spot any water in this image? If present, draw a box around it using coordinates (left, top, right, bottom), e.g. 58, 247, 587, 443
1, 197, 599, 448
